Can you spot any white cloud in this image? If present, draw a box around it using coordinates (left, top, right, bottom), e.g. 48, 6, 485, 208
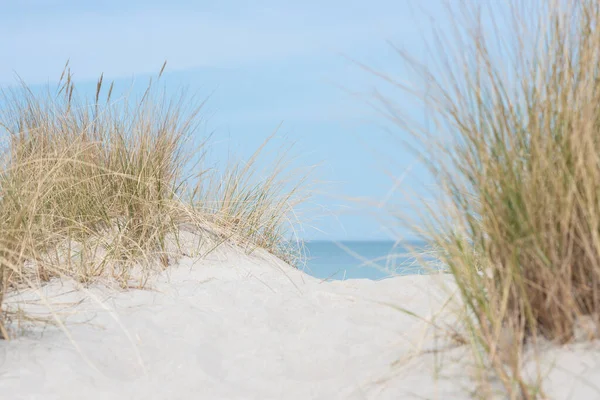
213, 101, 372, 125
0, 6, 412, 84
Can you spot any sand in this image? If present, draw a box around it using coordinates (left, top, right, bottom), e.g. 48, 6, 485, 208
1, 244, 600, 399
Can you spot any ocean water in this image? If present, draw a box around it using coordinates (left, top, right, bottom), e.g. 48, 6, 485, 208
300, 240, 434, 281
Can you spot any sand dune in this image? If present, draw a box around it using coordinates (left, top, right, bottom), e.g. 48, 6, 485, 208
1, 246, 599, 399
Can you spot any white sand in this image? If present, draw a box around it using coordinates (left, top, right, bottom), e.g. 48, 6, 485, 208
1, 245, 600, 399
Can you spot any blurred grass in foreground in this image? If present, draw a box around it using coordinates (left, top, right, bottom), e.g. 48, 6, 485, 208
371, 1, 600, 398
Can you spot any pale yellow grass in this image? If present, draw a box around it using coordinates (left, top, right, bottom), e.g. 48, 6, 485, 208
0, 63, 309, 338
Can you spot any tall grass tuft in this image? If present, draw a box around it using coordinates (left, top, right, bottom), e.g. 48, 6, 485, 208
372, 1, 600, 397
0, 64, 308, 338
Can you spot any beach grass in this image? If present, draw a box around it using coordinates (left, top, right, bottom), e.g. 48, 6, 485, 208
369, 0, 600, 398
0, 63, 308, 338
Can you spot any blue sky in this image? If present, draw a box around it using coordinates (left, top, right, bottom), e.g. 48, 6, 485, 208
1, 0, 450, 241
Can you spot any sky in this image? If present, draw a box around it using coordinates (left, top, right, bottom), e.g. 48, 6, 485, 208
0, 0, 452, 241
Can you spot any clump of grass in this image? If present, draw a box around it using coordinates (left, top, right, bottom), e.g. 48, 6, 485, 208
0, 63, 308, 338
373, 1, 600, 398
194, 130, 310, 265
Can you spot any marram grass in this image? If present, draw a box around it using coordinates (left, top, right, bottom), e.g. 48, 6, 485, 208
373, 0, 600, 398
0, 64, 309, 338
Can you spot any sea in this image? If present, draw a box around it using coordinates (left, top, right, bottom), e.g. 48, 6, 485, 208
300, 240, 438, 281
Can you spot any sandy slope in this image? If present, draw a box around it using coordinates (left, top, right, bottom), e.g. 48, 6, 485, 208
0, 245, 599, 399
